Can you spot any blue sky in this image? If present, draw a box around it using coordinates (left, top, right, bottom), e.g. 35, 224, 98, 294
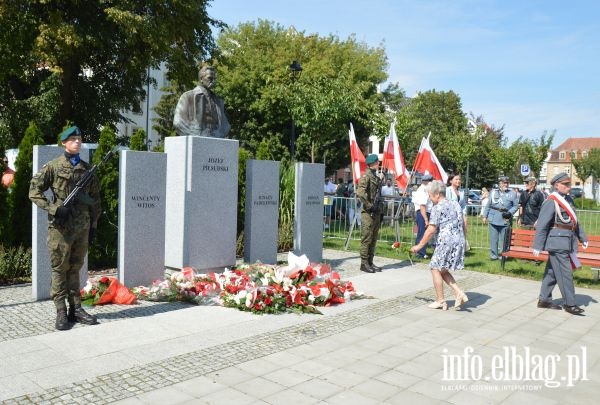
209, 0, 600, 148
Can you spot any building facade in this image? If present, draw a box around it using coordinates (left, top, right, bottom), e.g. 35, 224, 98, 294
542, 137, 600, 199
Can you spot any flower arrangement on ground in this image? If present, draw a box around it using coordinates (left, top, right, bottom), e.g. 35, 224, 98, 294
81, 276, 137, 305
132, 254, 369, 314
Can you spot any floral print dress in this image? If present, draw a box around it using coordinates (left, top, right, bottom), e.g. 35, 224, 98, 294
429, 199, 465, 271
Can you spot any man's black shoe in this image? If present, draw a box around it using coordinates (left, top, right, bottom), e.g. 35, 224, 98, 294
67, 306, 75, 322
564, 305, 585, 315
537, 300, 562, 310
55, 308, 70, 331
360, 263, 375, 273
370, 263, 382, 272
72, 306, 99, 325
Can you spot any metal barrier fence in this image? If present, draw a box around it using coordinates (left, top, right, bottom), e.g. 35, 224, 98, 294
323, 197, 600, 249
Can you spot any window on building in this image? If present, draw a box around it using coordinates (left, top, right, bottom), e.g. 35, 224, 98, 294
566, 167, 570, 175
559, 151, 565, 160
583, 150, 588, 158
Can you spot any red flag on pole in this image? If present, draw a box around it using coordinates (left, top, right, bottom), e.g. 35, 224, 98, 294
382, 122, 410, 191
349, 123, 366, 184
413, 133, 448, 183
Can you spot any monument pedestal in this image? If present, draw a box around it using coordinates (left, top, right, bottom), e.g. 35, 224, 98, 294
164, 136, 239, 271
294, 162, 325, 263
118, 150, 167, 287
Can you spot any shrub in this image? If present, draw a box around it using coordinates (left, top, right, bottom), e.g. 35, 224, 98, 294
0, 245, 32, 284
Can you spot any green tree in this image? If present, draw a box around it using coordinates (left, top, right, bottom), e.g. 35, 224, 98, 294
89, 126, 119, 268
129, 128, 146, 151
152, 81, 182, 144
572, 147, 600, 201
395, 90, 474, 173
506, 132, 553, 182
0, 1, 222, 146
211, 20, 387, 171
7, 122, 44, 246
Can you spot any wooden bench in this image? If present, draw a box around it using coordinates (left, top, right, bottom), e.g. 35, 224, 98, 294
501, 228, 600, 282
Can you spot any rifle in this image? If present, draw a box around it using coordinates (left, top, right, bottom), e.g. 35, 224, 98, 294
370, 170, 385, 218
53, 148, 116, 225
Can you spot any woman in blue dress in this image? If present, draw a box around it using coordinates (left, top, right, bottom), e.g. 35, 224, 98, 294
411, 180, 468, 310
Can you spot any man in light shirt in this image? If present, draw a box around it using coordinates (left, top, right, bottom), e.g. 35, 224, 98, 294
413, 174, 433, 259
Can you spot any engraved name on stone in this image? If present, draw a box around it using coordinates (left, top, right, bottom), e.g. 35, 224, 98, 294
131, 195, 161, 208
253, 194, 277, 206
306, 195, 322, 206
202, 156, 229, 172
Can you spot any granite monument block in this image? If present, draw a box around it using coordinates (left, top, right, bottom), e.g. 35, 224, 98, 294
164, 136, 239, 270
293, 162, 325, 263
118, 151, 167, 287
244, 160, 280, 264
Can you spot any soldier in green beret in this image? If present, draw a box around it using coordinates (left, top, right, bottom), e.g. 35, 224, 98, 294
357, 154, 384, 273
29, 126, 101, 330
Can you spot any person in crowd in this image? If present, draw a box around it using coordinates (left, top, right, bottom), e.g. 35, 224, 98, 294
323, 176, 337, 229
518, 176, 545, 230
381, 178, 394, 197
357, 154, 384, 273
533, 173, 588, 315
479, 187, 489, 218
445, 173, 468, 247
481, 176, 519, 260
411, 180, 468, 310
412, 174, 433, 259
29, 126, 101, 330
335, 178, 347, 220
1, 156, 14, 188
173, 64, 230, 138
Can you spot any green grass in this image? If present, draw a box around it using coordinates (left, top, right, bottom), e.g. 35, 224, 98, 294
323, 238, 600, 290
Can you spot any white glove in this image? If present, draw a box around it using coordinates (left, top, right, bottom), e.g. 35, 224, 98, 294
533, 249, 540, 257
582, 241, 589, 250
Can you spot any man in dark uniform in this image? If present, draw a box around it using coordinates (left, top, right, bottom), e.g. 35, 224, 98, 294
481, 176, 519, 260
517, 176, 545, 229
357, 154, 384, 273
29, 126, 101, 330
533, 173, 588, 315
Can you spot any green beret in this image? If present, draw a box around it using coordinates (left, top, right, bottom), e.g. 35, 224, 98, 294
59, 126, 82, 142
365, 154, 379, 165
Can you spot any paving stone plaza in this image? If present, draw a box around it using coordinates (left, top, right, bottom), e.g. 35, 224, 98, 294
1, 249, 599, 404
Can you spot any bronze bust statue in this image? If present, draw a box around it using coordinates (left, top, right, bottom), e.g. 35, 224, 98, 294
173, 64, 230, 138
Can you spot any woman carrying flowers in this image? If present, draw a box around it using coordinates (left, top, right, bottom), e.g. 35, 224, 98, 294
411, 180, 468, 310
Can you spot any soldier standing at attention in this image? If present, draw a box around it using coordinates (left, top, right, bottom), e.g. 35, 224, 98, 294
29, 126, 101, 330
533, 173, 588, 315
481, 176, 519, 260
357, 154, 384, 273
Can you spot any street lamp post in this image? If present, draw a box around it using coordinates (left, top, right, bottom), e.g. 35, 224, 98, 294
289, 60, 302, 157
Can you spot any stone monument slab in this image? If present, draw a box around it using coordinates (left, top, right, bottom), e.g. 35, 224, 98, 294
32, 145, 92, 300
293, 162, 325, 263
244, 160, 280, 264
164, 136, 239, 270
118, 151, 167, 287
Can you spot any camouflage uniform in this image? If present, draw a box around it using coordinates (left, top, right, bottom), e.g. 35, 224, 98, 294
29, 153, 101, 311
357, 169, 384, 270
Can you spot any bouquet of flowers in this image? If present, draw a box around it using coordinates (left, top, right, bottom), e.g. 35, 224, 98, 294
81, 276, 138, 305
81, 276, 112, 306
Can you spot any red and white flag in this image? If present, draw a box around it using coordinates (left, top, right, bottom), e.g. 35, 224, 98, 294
348, 123, 366, 184
382, 122, 410, 191
413, 132, 448, 183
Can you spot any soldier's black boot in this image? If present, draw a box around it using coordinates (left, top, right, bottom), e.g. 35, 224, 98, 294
360, 262, 375, 273
72, 306, 99, 325
55, 308, 70, 331
368, 256, 382, 272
